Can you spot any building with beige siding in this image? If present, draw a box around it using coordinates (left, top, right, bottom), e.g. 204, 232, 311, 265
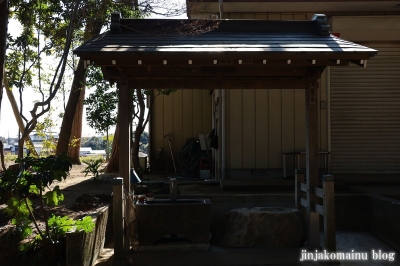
149, 0, 400, 180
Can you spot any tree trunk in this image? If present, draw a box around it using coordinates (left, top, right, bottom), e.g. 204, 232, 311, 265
0, 141, 5, 171
67, 85, 85, 164
56, 59, 85, 155
132, 88, 148, 177
106, 128, 109, 161
0, 0, 9, 118
132, 126, 143, 176
56, 17, 104, 156
104, 122, 119, 173
4, 78, 38, 157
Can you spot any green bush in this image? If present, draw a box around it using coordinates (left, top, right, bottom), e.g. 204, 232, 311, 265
0, 153, 95, 265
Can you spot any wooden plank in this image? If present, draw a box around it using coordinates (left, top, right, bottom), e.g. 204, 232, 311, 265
281, 13, 294, 20
268, 89, 282, 168
173, 90, 183, 161
314, 204, 324, 216
183, 89, 193, 143
254, 13, 268, 20
201, 89, 212, 134
267, 13, 281, 20
241, 13, 255, 20
227, 13, 242, 19
152, 90, 164, 167
314, 187, 325, 199
300, 197, 308, 208
295, 169, 305, 209
163, 90, 174, 156
300, 182, 308, 193
129, 78, 308, 90
192, 89, 203, 137
255, 89, 269, 168
242, 89, 256, 169
281, 89, 295, 174
229, 89, 243, 169
294, 89, 306, 168
294, 13, 308, 21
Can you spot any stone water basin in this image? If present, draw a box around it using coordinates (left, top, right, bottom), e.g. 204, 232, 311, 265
135, 199, 212, 246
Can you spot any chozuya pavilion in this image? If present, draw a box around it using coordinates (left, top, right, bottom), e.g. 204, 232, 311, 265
74, 12, 377, 261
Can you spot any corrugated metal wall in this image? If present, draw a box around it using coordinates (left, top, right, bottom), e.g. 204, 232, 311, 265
330, 44, 400, 174
151, 89, 212, 168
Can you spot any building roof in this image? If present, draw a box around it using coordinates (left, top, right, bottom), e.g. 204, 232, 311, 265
73, 13, 377, 90
74, 14, 376, 59
186, 0, 400, 14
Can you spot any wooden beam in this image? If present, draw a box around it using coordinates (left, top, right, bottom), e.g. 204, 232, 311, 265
305, 67, 323, 249
93, 58, 353, 68
104, 65, 308, 78
128, 77, 308, 90
314, 187, 324, 198
314, 204, 324, 216
300, 198, 308, 208
83, 52, 372, 66
300, 182, 308, 193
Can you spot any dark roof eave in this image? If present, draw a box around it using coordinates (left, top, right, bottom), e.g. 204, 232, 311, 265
74, 50, 377, 58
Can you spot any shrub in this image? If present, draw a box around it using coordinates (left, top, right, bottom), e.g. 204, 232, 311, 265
0, 153, 95, 265
81, 157, 105, 180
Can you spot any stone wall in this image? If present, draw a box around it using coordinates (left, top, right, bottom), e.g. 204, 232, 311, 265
368, 195, 400, 251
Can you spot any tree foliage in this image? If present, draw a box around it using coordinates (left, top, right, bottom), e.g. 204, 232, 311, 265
83, 67, 118, 161
84, 66, 117, 160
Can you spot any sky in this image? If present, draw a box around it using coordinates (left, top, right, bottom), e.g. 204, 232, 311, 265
0, 1, 187, 139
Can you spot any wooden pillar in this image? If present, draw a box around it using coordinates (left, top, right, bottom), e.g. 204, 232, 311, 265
323, 174, 336, 253
112, 177, 125, 266
118, 75, 131, 192
118, 74, 131, 252
305, 69, 321, 249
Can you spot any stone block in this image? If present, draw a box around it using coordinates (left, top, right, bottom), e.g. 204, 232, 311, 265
66, 205, 109, 266
136, 199, 212, 246
213, 207, 306, 247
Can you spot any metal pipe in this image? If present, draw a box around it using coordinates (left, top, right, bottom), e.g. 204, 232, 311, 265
221, 88, 226, 179
327, 67, 331, 173
218, 0, 224, 19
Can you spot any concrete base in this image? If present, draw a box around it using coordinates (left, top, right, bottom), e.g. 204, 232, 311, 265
135, 243, 209, 252
95, 231, 397, 266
